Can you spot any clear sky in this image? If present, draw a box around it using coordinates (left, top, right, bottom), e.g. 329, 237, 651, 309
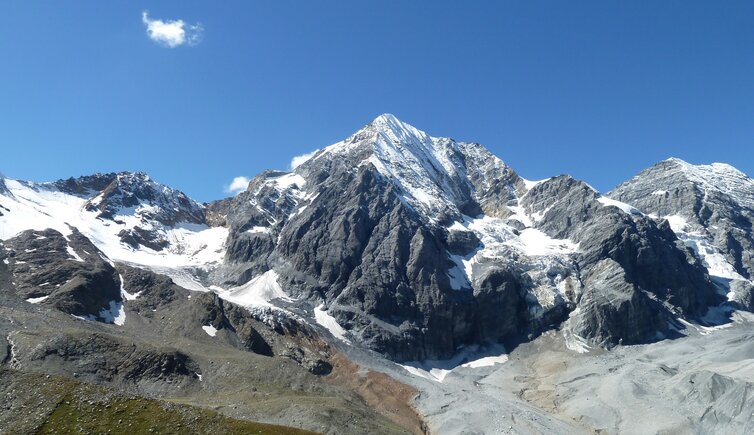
2, 1, 753, 202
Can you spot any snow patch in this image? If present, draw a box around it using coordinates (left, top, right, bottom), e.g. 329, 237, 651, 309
522, 178, 550, 190
271, 173, 306, 190
66, 245, 85, 262
399, 343, 508, 383
564, 333, 592, 354
314, 304, 351, 344
460, 353, 509, 368
517, 228, 580, 256
448, 262, 471, 290
444, 213, 578, 293
202, 325, 218, 337
119, 274, 141, 300
25, 295, 49, 304
597, 197, 644, 216
508, 205, 533, 227
71, 300, 126, 326
216, 270, 293, 308
563, 308, 593, 353
676, 307, 736, 336
101, 301, 126, 326
158, 268, 212, 292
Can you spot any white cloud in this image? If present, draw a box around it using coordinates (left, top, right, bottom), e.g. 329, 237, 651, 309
142, 11, 203, 48
290, 149, 319, 170
225, 176, 250, 195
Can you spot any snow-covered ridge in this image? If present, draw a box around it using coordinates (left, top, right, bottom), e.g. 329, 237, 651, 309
0, 175, 227, 269
84, 172, 206, 226
610, 157, 754, 298
368, 116, 471, 213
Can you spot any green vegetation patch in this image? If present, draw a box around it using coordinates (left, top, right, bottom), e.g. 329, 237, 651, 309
37, 392, 318, 435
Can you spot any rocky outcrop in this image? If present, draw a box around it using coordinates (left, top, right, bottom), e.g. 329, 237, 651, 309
192, 292, 274, 357
2, 229, 122, 320
569, 259, 674, 346
118, 265, 184, 311
25, 331, 199, 385
0, 176, 9, 197
729, 280, 754, 311
456, 141, 526, 218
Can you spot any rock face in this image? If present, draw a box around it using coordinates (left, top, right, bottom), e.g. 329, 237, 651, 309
0, 176, 9, 197
520, 174, 720, 347
570, 259, 673, 346
609, 158, 754, 309
193, 292, 274, 357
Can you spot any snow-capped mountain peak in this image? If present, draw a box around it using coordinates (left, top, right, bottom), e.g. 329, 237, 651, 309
290, 114, 523, 223
368, 113, 433, 144
671, 159, 754, 208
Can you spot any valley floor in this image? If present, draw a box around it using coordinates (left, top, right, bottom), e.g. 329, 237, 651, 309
342, 312, 754, 434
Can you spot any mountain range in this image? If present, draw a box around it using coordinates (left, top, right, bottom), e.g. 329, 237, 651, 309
2, 114, 753, 434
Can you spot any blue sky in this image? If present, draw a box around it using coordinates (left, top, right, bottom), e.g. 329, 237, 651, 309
2, 1, 753, 202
